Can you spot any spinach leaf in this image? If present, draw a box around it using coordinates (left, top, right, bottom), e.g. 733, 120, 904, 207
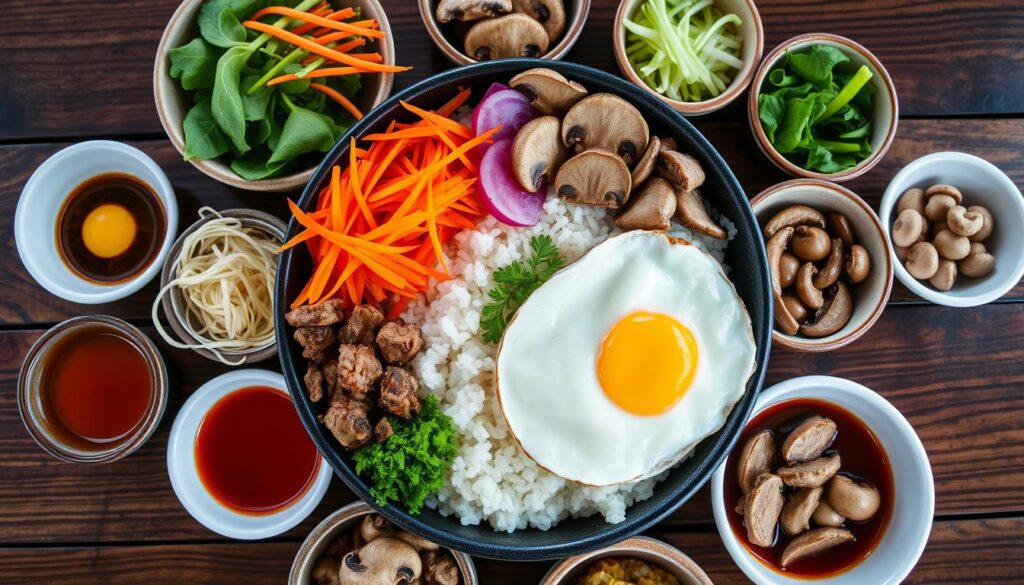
787, 45, 848, 90
198, 0, 262, 47
169, 38, 221, 90
268, 101, 339, 166
182, 99, 231, 161
212, 45, 252, 154
240, 74, 272, 121
231, 145, 290, 180
278, 64, 312, 95
757, 93, 784, 144
806, 146, 857, 174
774, 96, 817, 154
332, 73, 362, 99
247, 115, 273, 146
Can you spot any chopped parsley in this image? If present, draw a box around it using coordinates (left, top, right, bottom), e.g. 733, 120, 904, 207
480, 235, 565, 344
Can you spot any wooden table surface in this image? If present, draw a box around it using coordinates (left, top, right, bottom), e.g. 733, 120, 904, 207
2, 0, 1023, 582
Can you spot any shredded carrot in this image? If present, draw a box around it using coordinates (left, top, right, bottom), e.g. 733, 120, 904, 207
243, 20, 406, 73
309, 83, 363, 120
288, 5, 334, 35
249, 6, 382, 38
267, 66, 361, 86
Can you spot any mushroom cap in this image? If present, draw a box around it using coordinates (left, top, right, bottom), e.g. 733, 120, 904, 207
509, 67, 588, 115
561, 93, 650, 165
656, 149, 705, 193
614, 176, 676, 231
675, 188, 726, 239
512, 115, 567, 191
554, 148, 632, 208
763, 205, 826, 239
967, 205, 994, 242
436, 0, 511, 22
464, 13, 549, 60
339, 537, 423, 585
511, 0, 565, 43
905, 241, 939, 280
630, 136, 661, 186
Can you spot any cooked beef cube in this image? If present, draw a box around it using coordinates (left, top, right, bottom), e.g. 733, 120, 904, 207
293, 326, 336, 362
376, 320, 425, 365
339, 304, 384, 344
423, 550, 459, 585
323, 396, 372, 449
285, 299, 346, 327
379, 366, 421, 420
322, 359, 339, 403
304, 364, 324, 402
374, 418, 394, 443
337, 343, 383, 399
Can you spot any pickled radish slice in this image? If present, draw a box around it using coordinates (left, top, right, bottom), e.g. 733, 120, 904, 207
472, 89, 539, 145
478, 138, 546, 227
482, 82, 511, 101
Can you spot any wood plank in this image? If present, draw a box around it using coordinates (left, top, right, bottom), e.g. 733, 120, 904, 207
1, 1, 1023, 141
0, 303, 1022, 543
0, 517, 1020, 583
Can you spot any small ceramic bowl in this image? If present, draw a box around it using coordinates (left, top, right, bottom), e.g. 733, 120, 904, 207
748, 33, 898, 182
751, 179, 893, 352
289, 501, 478, 585
14, 141, 179, 304
18, 316, 169, 464
613, 0, 763, 115
711, 375, 934, 585
157, 208, 286, 364
417, 0, 590, 65
540, 536, 712, 584
154, 0, 397, 192
879, 152, 1024, 307
167, 369, 332, 540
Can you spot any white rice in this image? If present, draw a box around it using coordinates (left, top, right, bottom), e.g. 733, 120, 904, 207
401, 195, 735, 532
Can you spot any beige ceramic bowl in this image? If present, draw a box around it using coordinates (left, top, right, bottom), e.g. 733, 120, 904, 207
541, 536, 712, 584
748, 33, 898, 182
613, 0, 763, 116
154, 0, 397, 192
289, 501, 477, 585
418, 0, 590, 65
751, 179, 893, 352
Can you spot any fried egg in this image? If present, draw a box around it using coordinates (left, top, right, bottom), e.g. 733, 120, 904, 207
496, 231, 756, 486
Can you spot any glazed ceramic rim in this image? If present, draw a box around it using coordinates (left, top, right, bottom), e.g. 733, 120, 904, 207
153, 0, 397, 192
416, 0, 592, 65
879, 151, 1024, 307
288, 501, 478, 585
539, 536, 713, 584
710, 375, 934, 585
17, 316, 169, 464
613, 0, 764, 115
750, 178, 893, 352
166, 369, 332, 540
14, 140, 179, 304
747, 33, 899, 182
158, 208, 287, 364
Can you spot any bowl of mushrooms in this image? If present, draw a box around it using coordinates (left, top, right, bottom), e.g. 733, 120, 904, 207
751, 179, 893, 352
289, 501, 477, 585
417, 0, 590, 64
880, 151, 1024, 307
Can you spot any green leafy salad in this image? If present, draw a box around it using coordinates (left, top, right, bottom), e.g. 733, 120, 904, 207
757, 45, 877, 174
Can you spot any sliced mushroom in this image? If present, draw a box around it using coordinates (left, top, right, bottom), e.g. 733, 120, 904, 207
737, 430, 776, 494
946, 205, 984, 237
339, 537, 422, 585
924, 193, 957, 222
768, 227, 799, 335
781, 415, 836, 464
777, 454, 842, 488
780, 527, 855, 568
799, 282, 853, 338
614, 176, 676, 231
630, 136, 661, 186
763, 205, 826, 239
779, 252, 799, 288
827, 212, 854, 248
967, 205, 994, 242
675, 188, 726, 239
846, 244, 871, 284
897, 187, 926, 215
812, 500, 846, 527
892, 209, 924, 248
744, 473, 784, 547
905, 241, 939, 279
929, 259, 957, 291
780, 487, 823, 536
795, 263, 823, 310
660, 136, 678, 151
394, 530, 440, 552
511, 115, 566, 191
464, 13, 549, 60
509, 67, 587, 115
562, 93, 649, 164
791, 226, 832, 262
826, 475, 881, 521
926, 183, 963, 203
511, 0, 565, 43
813, 238, 844, 289
782, 294, 808, 324
554, 148, 631, 207
656, 150, 705, 193
959, 249, 996, 278
436, 0, 511, 22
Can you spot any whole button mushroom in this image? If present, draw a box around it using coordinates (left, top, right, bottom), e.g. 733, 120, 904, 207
791, 226, 832, 262
929, 259, 957, 291
926, 183, 963, 203
968, 205, 994, 242
897, 187, 926, 215
924, 194, 957, 222
812, 500, 846, 527
782, 294, 808, 324
946, 205, 984, 237
779, 252, 800, 288
960, 246, 996, 278
846, 244, 871, 284
933, 229, 971, 261
892, 209, 924, 248
436, 0, 511, 22
826, 474, 881, 521
905, 242, 939, 279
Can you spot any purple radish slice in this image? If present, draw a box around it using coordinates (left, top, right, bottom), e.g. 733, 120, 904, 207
472, 89, 539, 145
481, 82, 511, 101
478, 138, 546, 227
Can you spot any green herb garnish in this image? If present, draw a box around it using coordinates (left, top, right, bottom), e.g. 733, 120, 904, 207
757, 45, 876, 174
352, 396, 456, 514
480, 235, 565, 344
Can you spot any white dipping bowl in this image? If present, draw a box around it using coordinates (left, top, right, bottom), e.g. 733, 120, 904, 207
880, 152, 1024, 307
14, 141, 178, 304
167, 369, 332, 540
711, 375, 934, 585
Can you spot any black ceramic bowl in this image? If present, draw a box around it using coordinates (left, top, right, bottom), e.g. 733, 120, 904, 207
276, 59, 772, 561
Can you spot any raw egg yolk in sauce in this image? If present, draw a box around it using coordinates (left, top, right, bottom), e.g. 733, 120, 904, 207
597, 311, 698, 415
81, 203, 137, 258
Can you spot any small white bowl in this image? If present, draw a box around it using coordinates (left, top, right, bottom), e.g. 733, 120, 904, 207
711, 375, 934, 585
167, 369, 332, 540
14, 141, 179, 304
880, 152, 1024, 307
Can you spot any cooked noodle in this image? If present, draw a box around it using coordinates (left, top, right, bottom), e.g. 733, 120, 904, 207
153, 207, 280, 365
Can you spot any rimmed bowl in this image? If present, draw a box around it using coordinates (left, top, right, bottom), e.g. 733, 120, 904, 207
711, 375, 934, 585
275, 59, 772, 560
540, 536, 713, 584
879, 151, 1024, 307
613, 0, 764, 116
417, 0, 590, 65
747, 33, 898, 182
154, 0, 397, 192
751, 178, 893, 352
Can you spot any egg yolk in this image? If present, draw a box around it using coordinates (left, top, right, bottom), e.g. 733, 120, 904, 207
81, 204, 137, 259
597, 311, 699, 416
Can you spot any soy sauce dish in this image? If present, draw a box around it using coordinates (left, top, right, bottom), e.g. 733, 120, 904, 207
167, 370, 332, 539
711, 376, 934, 585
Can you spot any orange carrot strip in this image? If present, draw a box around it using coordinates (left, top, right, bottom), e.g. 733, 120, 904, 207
289, 5, 333, 34
309, 83, 363, 120
347, 138, 377, 226
268, 66, 361, 86
249, 6, 382, 38
400, 101, 474, 139
243, 21, 406, 73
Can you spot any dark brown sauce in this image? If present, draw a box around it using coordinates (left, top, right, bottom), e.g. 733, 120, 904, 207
724, 398, 894, 578
56, 172, 166, 284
